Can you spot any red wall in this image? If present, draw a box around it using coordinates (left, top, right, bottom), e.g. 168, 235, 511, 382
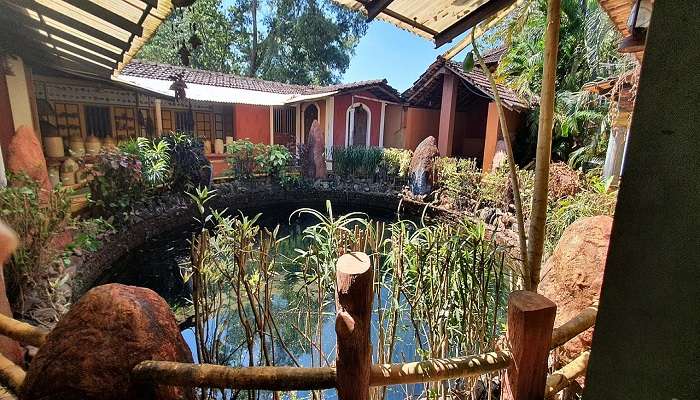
0, 75, 14, 160
404, 107, 440, 150
234, 104, 270, 144
333, 92, 383, 147
453, 99, 489, 158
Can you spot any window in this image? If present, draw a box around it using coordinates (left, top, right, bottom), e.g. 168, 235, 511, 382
162, 110, 174, 132
273, 106, 296, 147
55, 103, 81, 137
195, 112, 212, 140
114, 107, 136, 138
85, 105, 111, 138
175, 111, 194, 133
137, 108, 155, 138
214, 113, 224, 139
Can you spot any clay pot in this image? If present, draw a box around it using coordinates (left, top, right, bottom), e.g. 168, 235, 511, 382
203, 140, 212, 154
60, 158, 79, 186
225, 136, 234, 145
68, 136, 85, 158
214, 139, 224, 154
102, 136, 117, 150
85, 136, 101, 156
44, 136, 65, 158
48, 166, 60, 186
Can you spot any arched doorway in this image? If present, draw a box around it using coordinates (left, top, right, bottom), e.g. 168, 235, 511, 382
303, 103, 319, 144
346, 103, 371, 147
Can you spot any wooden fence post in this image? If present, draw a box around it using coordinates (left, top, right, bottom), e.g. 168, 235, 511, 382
335, 252, 373, 400
503, 290, 557, 400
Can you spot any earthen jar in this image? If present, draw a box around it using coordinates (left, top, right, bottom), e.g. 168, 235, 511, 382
203, 139, 212, 154
225, 136, 234, 145
85, 136, 101, 156
44, 136, 65, 158
214, 139, 224, 154
102, 136, 117, 150
48, 166, 60, 186
68, 136, 85, 158
60, 158, 79, 186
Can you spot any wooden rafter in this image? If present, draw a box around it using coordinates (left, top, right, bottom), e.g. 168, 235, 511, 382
60, 0, 144, 37
434, 0, 517, 47
364, 0, 395, 21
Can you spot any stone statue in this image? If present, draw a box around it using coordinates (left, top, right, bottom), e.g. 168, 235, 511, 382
408, 136, 439, 196
307, 120, 327, 179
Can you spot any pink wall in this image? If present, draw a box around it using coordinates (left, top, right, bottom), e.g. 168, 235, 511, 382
333, 91, 383, 147
234, 104, 270, 144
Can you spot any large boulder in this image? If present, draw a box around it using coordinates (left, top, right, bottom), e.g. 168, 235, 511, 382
307, 120, 327, 179
21, 284, 194, 400
6, 126, 51, 194
408, 136, 439, 195
540, 215, 613, 366
0, 222, 23, 366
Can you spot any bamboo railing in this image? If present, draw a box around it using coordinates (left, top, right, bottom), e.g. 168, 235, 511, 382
0, 252, 598, 399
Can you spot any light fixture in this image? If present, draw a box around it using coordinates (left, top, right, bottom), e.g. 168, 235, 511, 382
619, 0, 653, 53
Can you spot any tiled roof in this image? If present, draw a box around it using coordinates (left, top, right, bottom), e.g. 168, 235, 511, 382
482, 46, 507, 65
121, 60, 402, 101
403, 57, 531, 111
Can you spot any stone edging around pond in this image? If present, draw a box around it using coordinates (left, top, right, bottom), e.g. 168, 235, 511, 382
69, 181, 520, 303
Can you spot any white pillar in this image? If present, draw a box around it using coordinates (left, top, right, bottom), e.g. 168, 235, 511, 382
0, 144, 6, 188
379, 101, 387, 148
5, 57, 35, 133
325, 97, 334, 170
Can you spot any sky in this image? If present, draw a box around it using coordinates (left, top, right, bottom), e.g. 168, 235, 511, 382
341, 21, 467, 93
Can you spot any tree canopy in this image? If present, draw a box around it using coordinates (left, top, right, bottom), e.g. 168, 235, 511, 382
137, 0, 367, 85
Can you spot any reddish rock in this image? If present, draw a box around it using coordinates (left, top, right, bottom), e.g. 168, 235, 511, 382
540, 216, 613, 368
307, 120, 327, 179
408, 136, 439, 195
0, 222, 23, 366
548, 162, 581, 201
6, 126, 51, 194
22, 284, 194, 400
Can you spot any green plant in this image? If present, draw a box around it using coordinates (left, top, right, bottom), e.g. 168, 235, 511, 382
118, 137, 171, 187
435, 157, 482, 210
226, 139, 256, 180
88, 150, 146, 216
0, 174, 72, 303
256, 144, 292, 180
381, 147, 412, 179
162, 133, 211, 190
331, 146, 383, 179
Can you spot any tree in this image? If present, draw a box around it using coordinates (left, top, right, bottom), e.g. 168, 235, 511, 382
138, 0, 367, 85
496, 0, 634, 163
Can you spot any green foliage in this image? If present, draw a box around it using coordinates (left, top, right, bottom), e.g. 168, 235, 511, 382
435, 157, 482, 209
225, 139, 257, 179
139, 0, 367, 85
256, 144, 293, 178
225, 139, 292, 183
331, 146, 383, 179
381, 147, 412, 179
161, 133, 211, 190
480, 167, 535, 217
120, 137, 171, 187
88, 150, 145, 215
0, 174, 72, 295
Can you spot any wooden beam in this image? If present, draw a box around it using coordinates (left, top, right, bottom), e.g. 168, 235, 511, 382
382, 8, 438, 36
502, 290, 556, 400
544, 351, 590, 398
365, 0, 395, 21
60, 0, 144, 37
0, 352, 25, 395
550, 305, 597, 349
10, 0, 131, 51
335, 252, 373, 400
434, 0, 517, 47
0, 313, 48, 348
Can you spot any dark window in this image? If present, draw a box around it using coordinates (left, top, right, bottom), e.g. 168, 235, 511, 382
85, 105, 111, 138
175, 111, 194, 132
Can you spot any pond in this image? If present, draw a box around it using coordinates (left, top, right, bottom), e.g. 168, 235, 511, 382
98, 202, 428, 400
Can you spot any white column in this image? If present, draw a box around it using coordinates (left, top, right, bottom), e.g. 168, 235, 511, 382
0, 144, 6, 188
379, 101, 387, 148
295, 104, 301, 145
325, 97, 334, 170
269, 106, 274, 145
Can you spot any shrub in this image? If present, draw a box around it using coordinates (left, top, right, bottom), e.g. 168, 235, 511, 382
256, 144, 292, 179
0, 174, 72, 298
162, 133, 211, 190
226, 139, 257, 180
480, 166, 535, 217
331, 146, 383, 179
381, 148, 412, 179
119, 137, 171, 187
435, 157, 482, 209
88, 150, 145, 215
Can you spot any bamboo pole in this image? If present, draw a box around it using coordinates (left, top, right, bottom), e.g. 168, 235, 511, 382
544, 351, 590, 398
0, 352, 25, 395
0, 313, 48, 348
132, 362, 336, 390
526, 0, 562, 292
369, 351, 512, 387
550, 305, 598, 349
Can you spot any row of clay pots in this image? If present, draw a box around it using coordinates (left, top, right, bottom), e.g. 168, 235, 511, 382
47, 158, 88, 186
203, 136, 234, 155
44, 136, 118, 158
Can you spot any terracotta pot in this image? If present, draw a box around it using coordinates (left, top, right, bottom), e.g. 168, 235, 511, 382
68, 136, 85, 158
48, 166, 60, 186
85, 136, 101, 156
102, 136, 117, 150
203, 140, 212, 154
214, 139, 224, 154
225, 136, 234, 145
44, 136, 65, 158
60, 158, 79, 186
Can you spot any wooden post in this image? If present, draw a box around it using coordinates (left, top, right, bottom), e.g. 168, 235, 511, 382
503, 290, 556, 400
335, 252, 373, 400
154, 98, 163, 137
437, 72, 457, 156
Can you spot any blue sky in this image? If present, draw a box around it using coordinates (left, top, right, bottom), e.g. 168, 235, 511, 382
341, 21, 454, 93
